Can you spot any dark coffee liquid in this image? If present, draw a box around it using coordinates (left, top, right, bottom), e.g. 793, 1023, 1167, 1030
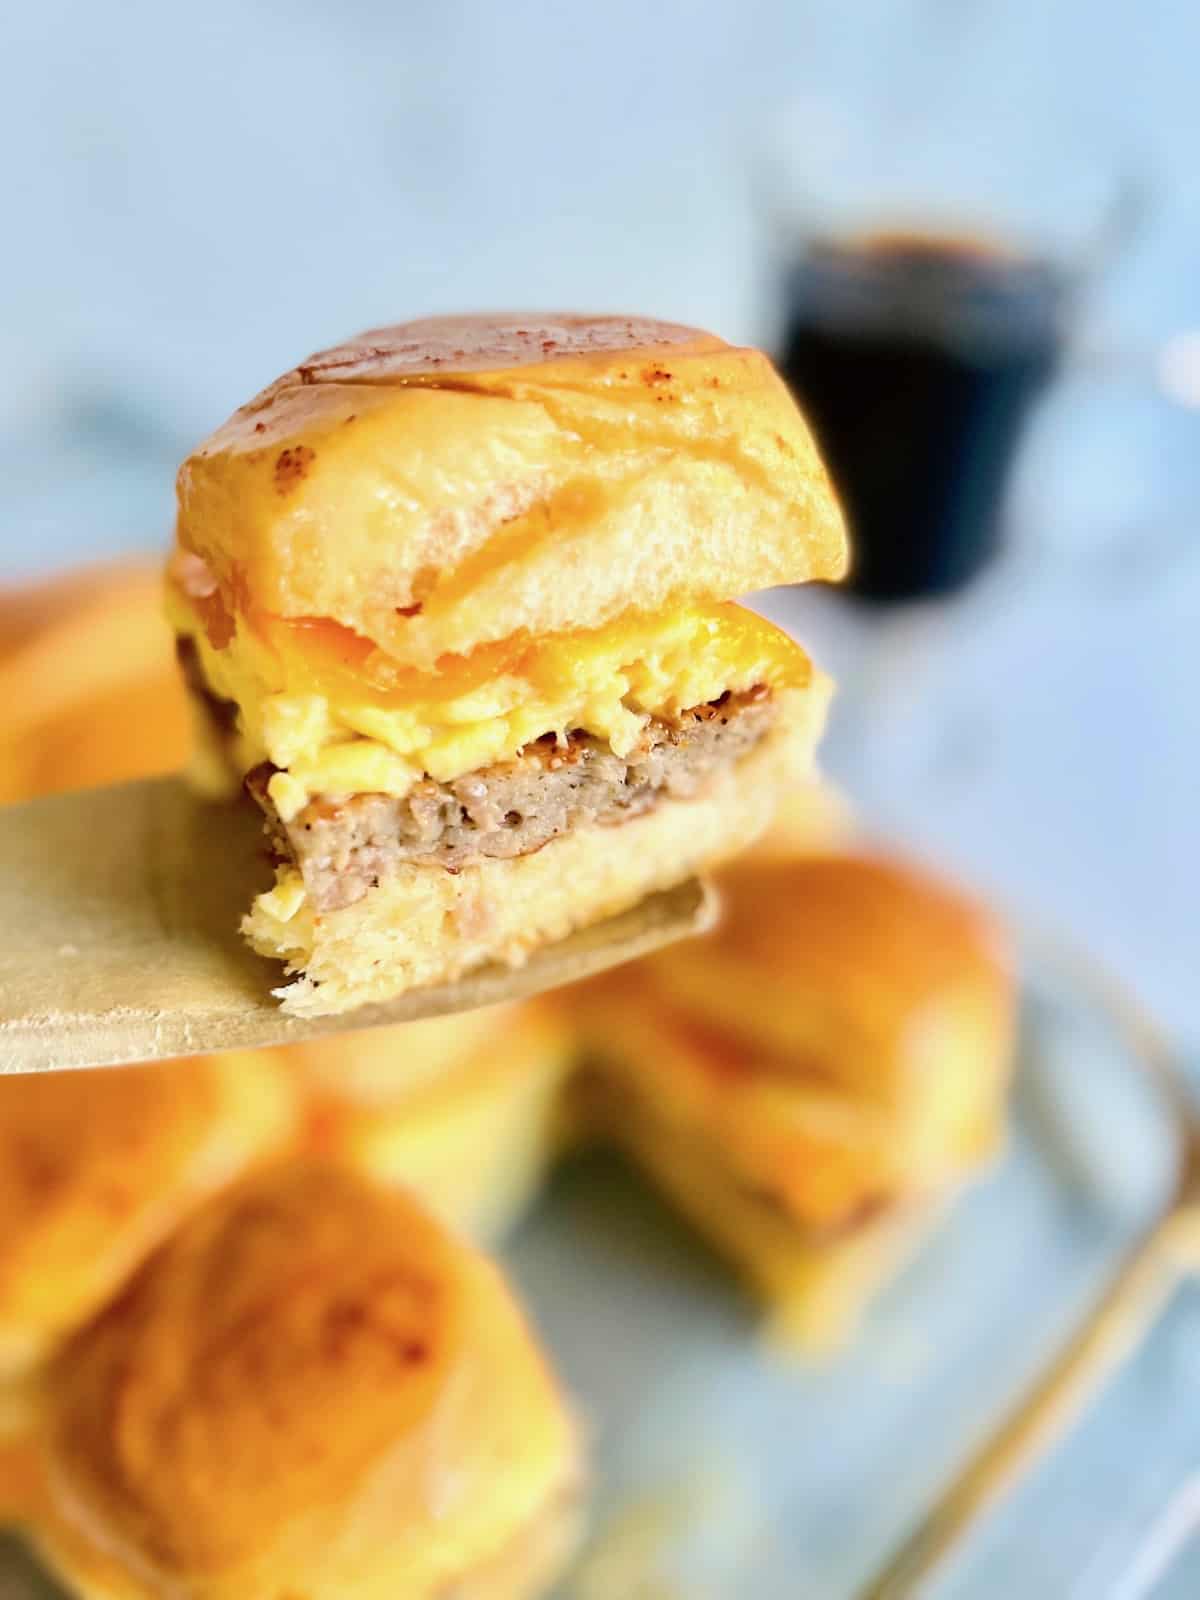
778, 233, 1068, 601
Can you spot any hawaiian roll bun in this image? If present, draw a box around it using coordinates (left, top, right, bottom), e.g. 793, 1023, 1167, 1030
37, 1161, 582, 1600
175, 313, 847, 667
568, 851, 1015, 1346
652, 852, 1015, 1157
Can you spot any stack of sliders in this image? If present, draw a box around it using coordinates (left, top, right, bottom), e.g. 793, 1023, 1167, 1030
569, 853, 1016, 1348
0, 569, 584, 1600
166, 313, 846, 1014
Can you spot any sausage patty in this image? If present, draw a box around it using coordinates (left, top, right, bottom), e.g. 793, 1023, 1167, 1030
247, 688, 776, 912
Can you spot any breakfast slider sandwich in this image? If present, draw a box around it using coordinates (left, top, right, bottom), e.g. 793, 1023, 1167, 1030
168, 313, 845, 1014
572, 852, 1015, 1348
35, 1161, 582, 1600
292, 1002, 573, 1242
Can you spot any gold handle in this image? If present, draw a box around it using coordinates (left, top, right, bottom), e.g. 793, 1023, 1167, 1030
861, 1205, 1199, 1599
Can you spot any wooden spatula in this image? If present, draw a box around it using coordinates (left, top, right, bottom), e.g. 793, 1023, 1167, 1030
0, 777, 715, 1073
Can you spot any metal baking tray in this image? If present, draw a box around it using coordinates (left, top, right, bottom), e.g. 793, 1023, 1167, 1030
2, 930, 1194, 1599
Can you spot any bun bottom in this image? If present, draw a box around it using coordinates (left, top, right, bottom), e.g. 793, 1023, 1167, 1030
32, 1484, 582, 1600
594, 1091, 941, 1352
245, 685, 826, 1017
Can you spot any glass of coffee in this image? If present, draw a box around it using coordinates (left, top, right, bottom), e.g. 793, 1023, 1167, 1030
760, 96, 1142, 603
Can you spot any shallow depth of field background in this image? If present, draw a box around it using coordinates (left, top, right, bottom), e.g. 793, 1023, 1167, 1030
0, 0, 1196, 1038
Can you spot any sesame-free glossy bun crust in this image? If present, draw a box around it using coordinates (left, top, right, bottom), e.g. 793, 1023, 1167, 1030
40, 1162, 580, 1600
653, 853, 1014, 1093
175, 313, 847, 670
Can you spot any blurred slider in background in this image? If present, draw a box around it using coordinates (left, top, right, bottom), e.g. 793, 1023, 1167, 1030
569, 853, 1015, 1349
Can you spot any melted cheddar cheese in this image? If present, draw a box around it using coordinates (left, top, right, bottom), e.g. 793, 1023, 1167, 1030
168, 589, 812, 817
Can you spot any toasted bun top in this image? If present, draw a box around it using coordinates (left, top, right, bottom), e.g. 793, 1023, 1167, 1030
626, 852, 1014, 1090
175, 313, 847, 670
257, 312, 713, 382
44, 1161, 577, 1596
709, 853, 1010, 999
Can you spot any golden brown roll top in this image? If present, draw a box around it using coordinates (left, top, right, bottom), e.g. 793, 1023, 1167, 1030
657, 852, 1014, 1116
175, 313, 847, 670
0, 1055, 297, 1383
39, 1161, 582, 1600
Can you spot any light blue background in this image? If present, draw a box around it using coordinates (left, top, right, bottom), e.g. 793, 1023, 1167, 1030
0, 5, 1199, 1594
2, 0, 1197, 566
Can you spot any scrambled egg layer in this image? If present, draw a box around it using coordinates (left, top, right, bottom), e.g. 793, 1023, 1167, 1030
168, 592, 812, 819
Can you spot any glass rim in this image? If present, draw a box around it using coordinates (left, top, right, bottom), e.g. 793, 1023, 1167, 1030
748, 92, 1152, 278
